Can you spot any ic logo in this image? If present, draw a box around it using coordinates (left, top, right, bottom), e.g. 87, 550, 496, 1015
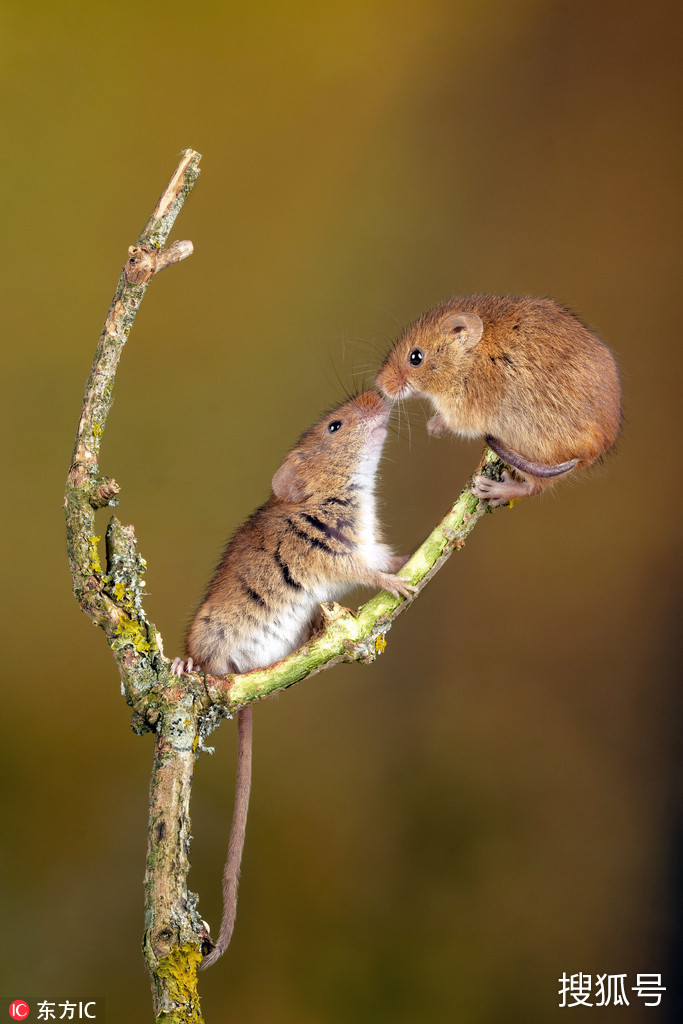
9, 1002, 30, 1020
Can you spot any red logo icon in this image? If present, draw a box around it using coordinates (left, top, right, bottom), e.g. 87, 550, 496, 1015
9, 1003, 29, 1021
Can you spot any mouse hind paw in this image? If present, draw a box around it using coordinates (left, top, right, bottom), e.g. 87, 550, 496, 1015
471, 470, 535, 506
171, 656, 194, 676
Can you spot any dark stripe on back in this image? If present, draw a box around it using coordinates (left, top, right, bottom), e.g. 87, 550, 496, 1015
286, 517, 335, 555
302, 513, 330, 533
301, 512, 353, 549
321, 495, 354, 508
274, 544, 303, 590
240, 579, 268, 607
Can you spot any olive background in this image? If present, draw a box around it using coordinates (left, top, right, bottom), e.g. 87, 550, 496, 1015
2, 1, 681, 1021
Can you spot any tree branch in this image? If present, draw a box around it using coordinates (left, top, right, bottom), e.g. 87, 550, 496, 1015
64, 150, 207, 1023
64, 149, 508, 1022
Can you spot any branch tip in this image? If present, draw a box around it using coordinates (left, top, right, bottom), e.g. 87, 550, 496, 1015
153, 148, 202, 220
318, 600, 352, 625
90, 477, 120, 509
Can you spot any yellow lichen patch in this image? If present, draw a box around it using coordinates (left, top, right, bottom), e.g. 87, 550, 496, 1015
374, 634, 387, 655
109, 573, 146, 614
88, 536, 102, 575
112, 614, 152, 654
156, 942, 203, 1021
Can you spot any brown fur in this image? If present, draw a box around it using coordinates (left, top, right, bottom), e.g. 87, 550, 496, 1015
375, 295, 621, 503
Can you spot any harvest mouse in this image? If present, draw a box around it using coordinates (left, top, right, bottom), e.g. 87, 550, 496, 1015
173, 389, 413, 968
375, 294, 621, 504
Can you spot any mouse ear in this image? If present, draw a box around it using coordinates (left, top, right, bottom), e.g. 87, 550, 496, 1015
272, 451, 310, 502
441, 312, 484, 351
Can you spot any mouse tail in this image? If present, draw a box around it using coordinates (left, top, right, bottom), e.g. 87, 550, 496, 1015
201, 705, 253, 969
485, 435, 580, 478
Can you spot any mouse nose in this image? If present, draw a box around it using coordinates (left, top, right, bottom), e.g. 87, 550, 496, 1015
354, 389, 390, 418
375, 363, 407, 398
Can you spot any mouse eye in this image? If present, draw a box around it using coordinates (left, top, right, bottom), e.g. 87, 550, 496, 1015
409, 348, 424, 367
328, 420, 342, 433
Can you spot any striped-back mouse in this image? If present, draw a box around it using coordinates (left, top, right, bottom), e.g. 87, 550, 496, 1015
174, 389, 413, 967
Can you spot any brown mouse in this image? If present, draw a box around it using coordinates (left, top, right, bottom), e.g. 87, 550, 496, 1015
375, 294, 621, 504
173, 389, 413, 968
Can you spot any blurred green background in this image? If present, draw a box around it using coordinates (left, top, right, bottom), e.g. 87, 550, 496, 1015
2, 0, 681, 1021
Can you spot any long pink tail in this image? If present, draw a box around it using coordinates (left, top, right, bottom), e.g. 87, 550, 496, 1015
201, 706, 253, 969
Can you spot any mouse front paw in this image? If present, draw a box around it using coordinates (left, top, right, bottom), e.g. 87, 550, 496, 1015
376, 572, 418, 600
427, 413, 448, 438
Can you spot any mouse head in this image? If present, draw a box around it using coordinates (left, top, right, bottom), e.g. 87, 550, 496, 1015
375, 308, 484, 400
272, 390, 390, 503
